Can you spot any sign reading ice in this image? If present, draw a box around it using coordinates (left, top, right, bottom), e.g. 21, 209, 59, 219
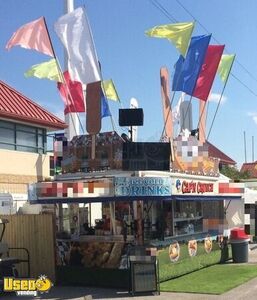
115, 177, 172, 196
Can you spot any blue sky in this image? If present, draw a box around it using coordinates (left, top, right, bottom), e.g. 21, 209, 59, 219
1, 0, 257, 167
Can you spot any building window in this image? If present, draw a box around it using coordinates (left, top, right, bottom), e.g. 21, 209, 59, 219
0, 120, 46, 154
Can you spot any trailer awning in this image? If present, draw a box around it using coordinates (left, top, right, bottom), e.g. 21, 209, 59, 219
30, 194, 241, 204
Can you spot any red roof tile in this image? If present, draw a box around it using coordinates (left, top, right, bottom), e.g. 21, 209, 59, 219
240, 162, 257, 178
207, 141, 236, 165
0, 80, 67, 130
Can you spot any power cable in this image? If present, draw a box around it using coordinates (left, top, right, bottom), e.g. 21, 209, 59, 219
149, 0, 257, 99
175, 0, 257, 90
149, 0, 178, 22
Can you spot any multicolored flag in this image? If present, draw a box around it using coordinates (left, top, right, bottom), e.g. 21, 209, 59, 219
172, 34, 211, 95
145, 22, 194, 57
24, 59, 62, 82
57, 71, 85, 114
102, 80, 120, 102
217, 54, 236, 83
54, 7, 101, 85
193, 45, 225, 101
6, 17, 54, 57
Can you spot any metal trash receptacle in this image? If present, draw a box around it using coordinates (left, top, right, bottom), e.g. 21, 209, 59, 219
230, 228, 250, 263
128, 246, 159, 296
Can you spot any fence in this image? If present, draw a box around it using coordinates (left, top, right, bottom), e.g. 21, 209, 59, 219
0, 214, 56, 282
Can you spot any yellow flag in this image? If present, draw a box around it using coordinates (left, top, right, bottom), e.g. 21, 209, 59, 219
102, 79, 120, 102
145, 22, 194, 57
24, 59, 63, 82
217, 54, 235, 83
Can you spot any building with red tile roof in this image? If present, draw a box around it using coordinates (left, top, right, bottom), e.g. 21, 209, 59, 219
207, 141, 236, 168
240, 162, 257, 178
0, 80, 66, 130
0, 80, 66, 211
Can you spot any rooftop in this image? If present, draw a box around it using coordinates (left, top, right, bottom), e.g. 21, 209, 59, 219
240, 161, 257, 178
0, 80, 67, 131
207, 141, 236, 166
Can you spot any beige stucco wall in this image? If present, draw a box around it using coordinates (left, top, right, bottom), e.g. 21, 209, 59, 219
0, 149, 50, 177
0, 149, 50, 194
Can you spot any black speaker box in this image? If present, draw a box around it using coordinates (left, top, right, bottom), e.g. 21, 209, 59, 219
122, 142, 170, 171
119, 108, 144, 126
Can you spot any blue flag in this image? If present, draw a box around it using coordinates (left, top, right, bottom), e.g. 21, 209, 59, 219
172, 34, 211, 95
101, 91, 111, 118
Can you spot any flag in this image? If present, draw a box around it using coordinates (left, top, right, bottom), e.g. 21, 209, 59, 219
57, 71, 85, 114
101, 92, 111, 118
172, 34, 211, 95
217, 54, 236, 83
145, 22, 194, 57
54, 7, 101, 85
25, 59, 62, 82
6, 17, 54, 57
102, 80, 120, 102
193, 45, 225, 101
172, 92, 185, 124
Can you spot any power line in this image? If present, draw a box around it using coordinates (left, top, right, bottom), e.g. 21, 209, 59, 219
149, 0, 257, 99
149, 0, 178, 22
175, 0, 257, 88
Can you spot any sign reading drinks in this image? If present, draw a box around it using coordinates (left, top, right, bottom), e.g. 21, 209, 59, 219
115, 177, 172, 196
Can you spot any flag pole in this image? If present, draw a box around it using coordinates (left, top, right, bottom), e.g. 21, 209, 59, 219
83, 6, 116, 133
42, 15, 84, 137
207, 56, 235, 141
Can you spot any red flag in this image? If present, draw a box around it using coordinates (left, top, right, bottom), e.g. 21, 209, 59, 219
57, 71, 85, 114
193, 45, 225, 101
6, 17, 54, 57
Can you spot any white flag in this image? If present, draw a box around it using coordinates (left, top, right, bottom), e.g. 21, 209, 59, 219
54, 7, 101, 85
172, 92, 185, 124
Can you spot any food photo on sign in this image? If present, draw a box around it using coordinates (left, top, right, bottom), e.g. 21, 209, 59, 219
169, 241, 180, 262
204, 235, 213, 253
188, 239, 197, 256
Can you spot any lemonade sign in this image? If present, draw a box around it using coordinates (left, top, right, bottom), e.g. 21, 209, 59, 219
4, 275, 52, 296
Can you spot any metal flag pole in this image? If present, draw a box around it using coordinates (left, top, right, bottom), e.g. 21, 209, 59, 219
64, 0, 80, 141
207, 55, 236, 141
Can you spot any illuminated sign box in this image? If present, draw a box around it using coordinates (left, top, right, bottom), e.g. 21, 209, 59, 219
115, 177, 172, 197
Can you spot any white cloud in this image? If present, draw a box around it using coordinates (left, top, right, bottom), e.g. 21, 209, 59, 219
208, 93, 227, 103
248, 112, 257, 125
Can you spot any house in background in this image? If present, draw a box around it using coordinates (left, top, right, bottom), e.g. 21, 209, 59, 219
207, 141, 236, 170
0, 80, 66, 211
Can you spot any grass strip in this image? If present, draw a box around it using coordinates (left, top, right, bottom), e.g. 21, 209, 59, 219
160, 264, 257, 294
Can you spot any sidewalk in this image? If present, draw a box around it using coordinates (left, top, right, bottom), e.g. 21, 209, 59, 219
2, 245, 257, 300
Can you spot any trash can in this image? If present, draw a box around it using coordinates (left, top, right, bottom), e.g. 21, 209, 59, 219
230, 228, 250, 263
128, 246, 159, 296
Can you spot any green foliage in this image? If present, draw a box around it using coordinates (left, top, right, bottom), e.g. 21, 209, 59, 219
220, 165, 250, 181
160, 264, 257, 294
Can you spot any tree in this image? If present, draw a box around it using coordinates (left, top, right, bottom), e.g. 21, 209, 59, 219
220, 165, 250, 181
